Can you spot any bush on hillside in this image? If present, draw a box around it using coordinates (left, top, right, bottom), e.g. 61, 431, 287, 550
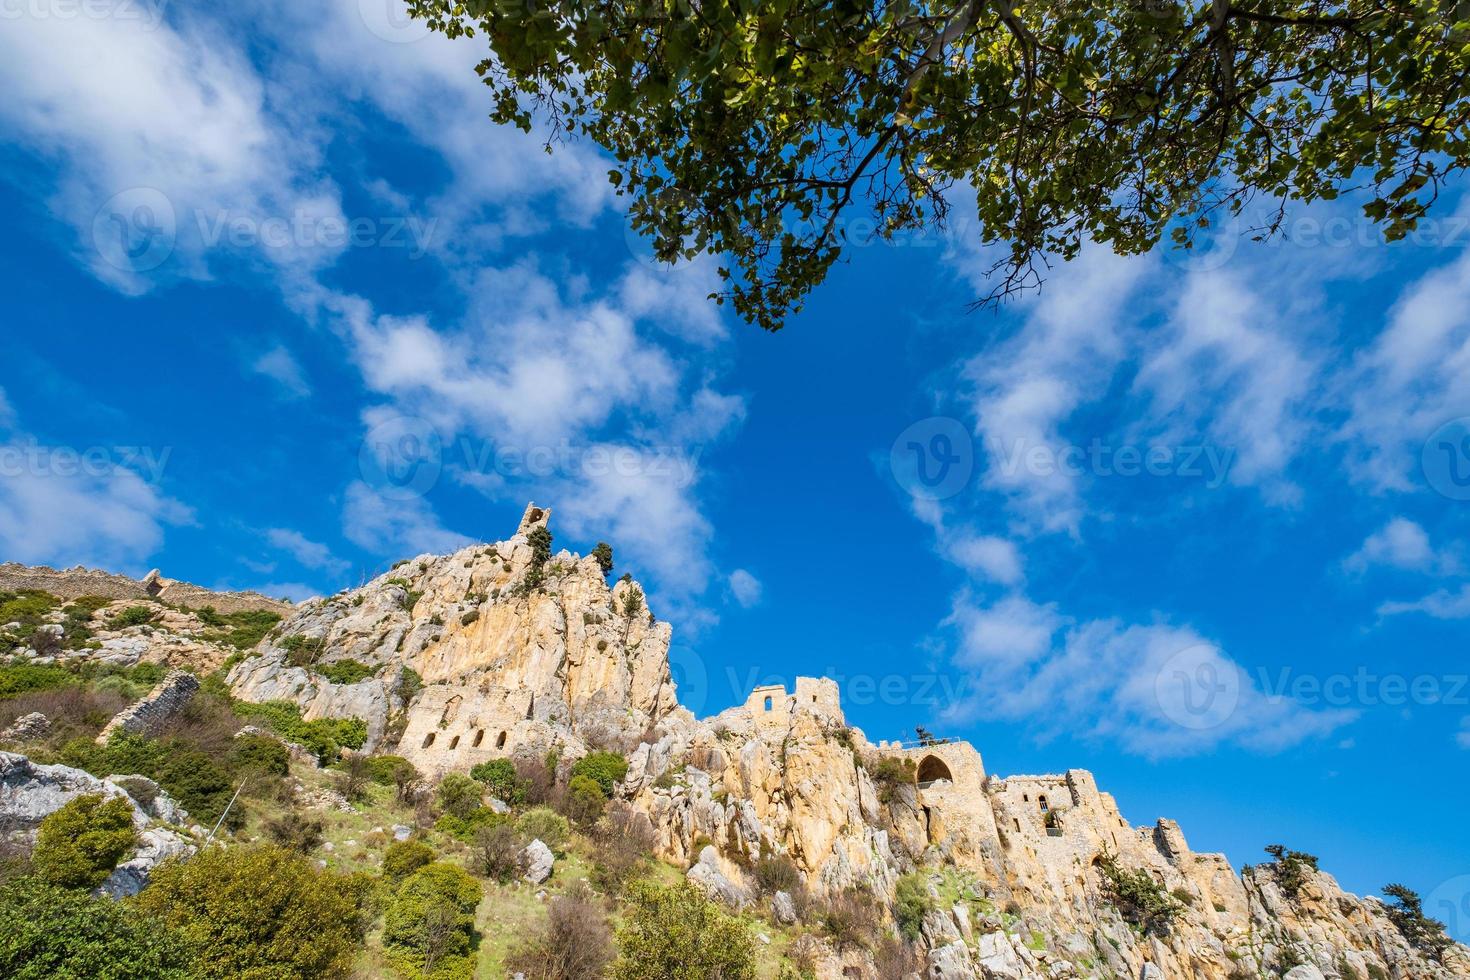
469, 758, 524, 803
33, 794, 137, 891
317, 659, 375, 686
506, 883, 612, 980
893, 873, 934, 940
515, 807, 570, 854
383, 840, 436, 882
569, 751, 627, 797
435, 773, 483, 820
609, 880, 756, 980
135, 843, 368, 980
381, 862, 481, 979
564, 775, 606, 826
0, 875, 195, 980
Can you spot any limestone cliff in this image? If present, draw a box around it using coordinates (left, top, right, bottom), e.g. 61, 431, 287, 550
227, 504, 679, 771
178, 504, 1470, 979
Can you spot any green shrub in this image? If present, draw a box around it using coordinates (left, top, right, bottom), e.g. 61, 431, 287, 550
398, 668, 424, 702
367, 755, 419, 787
33, 794, 137, 891
63, 734, 239, 829
1096, 849, 1182, 935
194, 608, 282, 650
610, 880, 756, 980
436, 773, 483, 819
317, 659, 375, 685
279, 634, 325, 667
893, 873, 933, 940
591, 542, 614, 576
434, 807, 503, 843
565, 775, 606, 826
230, 734, 290, 777
112, 606, 158, 629
234, 700, 366, 764
868, 756, 916, 804
0, 663, 76, 700
515, 807, 570, 853
0, 875, 195, 979
383, 840, 436, 882
0, 590, 60, 627
382, 862, 481, 979
1382, 883, 1452, 958
469, 759, 524, 803
1264, 844, 1320, 899
569, 751, 628, 796
136, 843, 367, 980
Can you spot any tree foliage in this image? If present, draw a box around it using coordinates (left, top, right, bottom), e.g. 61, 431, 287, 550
1096, 849, 1183, 935
0, 876, 194, 980
382, 862, 482, 979
407, 0, 1470, 329
610, 879, 757, 980
134, 843, 368, 980
470, 758, 526, 803
1381, 883, 1453, 959
570, 750, 630, 796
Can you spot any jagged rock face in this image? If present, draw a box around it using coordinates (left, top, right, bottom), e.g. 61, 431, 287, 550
208, 504, 1468, 980
228, 505, 677, 771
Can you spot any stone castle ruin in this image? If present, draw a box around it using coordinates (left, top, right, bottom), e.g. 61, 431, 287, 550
15, 501, 1446, 980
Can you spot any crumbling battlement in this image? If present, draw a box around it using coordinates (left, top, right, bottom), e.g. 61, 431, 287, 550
0, 563, 293, 616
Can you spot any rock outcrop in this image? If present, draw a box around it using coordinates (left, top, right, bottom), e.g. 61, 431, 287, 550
227, 503, 677, 767
0, 752, 197, 897
58, 502, 1459, 979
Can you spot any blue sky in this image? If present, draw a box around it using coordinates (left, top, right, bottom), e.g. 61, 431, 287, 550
2, 0, 1469, 928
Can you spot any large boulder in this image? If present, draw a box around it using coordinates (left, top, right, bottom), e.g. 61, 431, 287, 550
523, 838, 554, 884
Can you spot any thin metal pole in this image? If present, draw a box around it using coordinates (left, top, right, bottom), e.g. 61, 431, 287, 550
205, 778, 248, 843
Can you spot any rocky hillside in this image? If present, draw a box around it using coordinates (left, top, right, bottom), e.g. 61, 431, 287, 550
2, 503, 1465, 980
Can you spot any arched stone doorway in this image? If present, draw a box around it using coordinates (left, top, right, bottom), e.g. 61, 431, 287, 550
917, 755, 953, 786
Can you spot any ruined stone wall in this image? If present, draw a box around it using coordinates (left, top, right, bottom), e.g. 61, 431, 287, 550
0, 563, 292, 616
96, 670, 201, 744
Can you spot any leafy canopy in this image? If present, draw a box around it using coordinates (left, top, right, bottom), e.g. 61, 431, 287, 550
407, 0, 1470, 329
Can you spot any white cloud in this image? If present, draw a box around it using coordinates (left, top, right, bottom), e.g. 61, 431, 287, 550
728, 569, 763, 608
266, 527, 349, 577
1377, 584, 1470, 620
0, 441, 191, 572
1344, 518, 1456, 575
1339, 244, 1470, 490
341, 480, 473, 558
963, 246, 1148, 533
252, 346, 311, 399
946, 534, 1024, 585
1133, 269, 1319, 503
0, 8, 344, 293
942, 594, 1353, 757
